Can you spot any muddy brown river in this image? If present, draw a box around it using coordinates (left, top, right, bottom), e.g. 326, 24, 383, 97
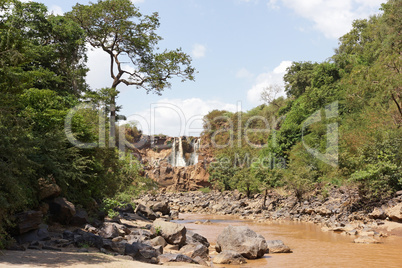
176, 214, 402, 268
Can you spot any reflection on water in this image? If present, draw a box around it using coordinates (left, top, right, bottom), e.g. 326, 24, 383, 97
176, 214, 402, 268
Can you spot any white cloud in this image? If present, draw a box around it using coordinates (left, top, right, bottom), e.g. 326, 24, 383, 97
236, 68, 254, 79
267, 0, 280, 9
192, 44, 207, 59
131, 0, 145, 4
273, 60, 292, 74
269, 0, 384, 39
49, 5, 63, 16
125, 98, 238, 136
246, 60, 292, 105
86, 46, 111, 90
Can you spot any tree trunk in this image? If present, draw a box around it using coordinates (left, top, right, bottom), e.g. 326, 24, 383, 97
109, 94, 116, 148
262, 189, 267, 209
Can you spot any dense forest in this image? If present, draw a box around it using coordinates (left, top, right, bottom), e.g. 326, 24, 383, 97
0, 0, 400, 248
205, 0, 401, 201
0, 0, 194, 245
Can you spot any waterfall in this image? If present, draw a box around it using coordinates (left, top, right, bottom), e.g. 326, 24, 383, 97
169, 137, 201, 167
188, 138, 200, 166
170, 137, 186, 167
176, 137, 186, 167
170, 138, 176, 166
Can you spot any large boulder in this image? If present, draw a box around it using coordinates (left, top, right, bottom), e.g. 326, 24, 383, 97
38, 177, 61, 200
385, 203, 402, 222
124, 242, 160, 264
369, 207, 387, 220
266, 240, 292, 253
151, 219, 186, 246
185, 230, 210, 248
213, 251, 247, 265
149, 236, 167, 248
135, 204, 158, 220
49, 197, 76, 224
72, 230, 104, 249
179, 243, 209, 261
14, 211, 43, 234
99, 223, 120, 239
126, 229, 152, 243
15, 226, 50, 244
151, 201, 170, 216
70, 209, 89, 227
215, 225, 267, 259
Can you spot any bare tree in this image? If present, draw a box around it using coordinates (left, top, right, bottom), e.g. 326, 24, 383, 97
260, 84, 282, 107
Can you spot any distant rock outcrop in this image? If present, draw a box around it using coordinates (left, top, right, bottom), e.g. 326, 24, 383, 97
134, 135, 212, 192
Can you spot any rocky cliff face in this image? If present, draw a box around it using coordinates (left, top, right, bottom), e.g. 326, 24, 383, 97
133, 135, 211, 191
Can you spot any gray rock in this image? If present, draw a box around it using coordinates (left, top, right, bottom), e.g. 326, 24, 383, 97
151, 219, 186, 246
213, 251, 247, 264
153, 245, 164, 254
170, 211, 179, 220
116, 204, 135, 213
185, 230, 210, 248
62, 230, 74, 241
70, 209, 90, 227
151, 201, 170, 215
149, 236, 167, 247
135, 204, 158, 220
124, 242, 160, 264
179, 243, 209, 261
158, 253, 197, 264
215, 225, 267, 259
16, 227, 50, 244
73, 230, 104, 249
102, 239, 126, 255
49, 197, 76, 224
193, 256, 209, 266
266, 240, 292, 253
99, 223, 120, 239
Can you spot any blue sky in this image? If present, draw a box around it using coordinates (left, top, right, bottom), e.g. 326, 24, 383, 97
33, 0, 384, 136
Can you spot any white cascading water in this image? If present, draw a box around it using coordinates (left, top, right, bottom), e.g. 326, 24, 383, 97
170, 137, 186, 167
176, 137, 186, 167
169, 137, 200, 167
188, 138, 200, 166
170, 138, 176, 166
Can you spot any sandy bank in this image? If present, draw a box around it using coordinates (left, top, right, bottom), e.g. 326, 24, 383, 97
0, 249, 202, 268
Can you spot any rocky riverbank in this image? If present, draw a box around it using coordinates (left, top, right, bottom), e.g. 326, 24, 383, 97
139, 187, 402, 240
4, 185, 402, 267
5, 198, 285, 267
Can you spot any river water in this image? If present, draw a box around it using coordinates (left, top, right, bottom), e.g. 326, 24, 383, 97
176, 214, 402, 268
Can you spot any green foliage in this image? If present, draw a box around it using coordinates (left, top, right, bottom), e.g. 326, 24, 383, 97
0, 0, 159, 244
154, 226, 162, 236
204, 0, 402, 201
208, 155, 238, 191
199, 187, 211, 194
283, 61, 318, 98
231, 168, 260, 198
348, 131, 402, 200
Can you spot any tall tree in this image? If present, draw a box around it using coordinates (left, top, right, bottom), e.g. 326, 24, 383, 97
283, 61, 317, 98
68, 0, 195, 142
